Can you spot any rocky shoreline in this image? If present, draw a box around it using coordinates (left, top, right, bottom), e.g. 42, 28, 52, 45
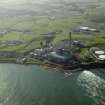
0, 56, 105, 72
0, 51, 105, 72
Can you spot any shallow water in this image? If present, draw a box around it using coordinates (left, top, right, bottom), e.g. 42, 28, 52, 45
0, 64, 105, 105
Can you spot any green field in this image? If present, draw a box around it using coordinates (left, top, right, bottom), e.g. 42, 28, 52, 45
0, 0, 105, 53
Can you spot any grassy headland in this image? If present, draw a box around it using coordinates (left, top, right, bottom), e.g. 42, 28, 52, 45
0, 0, 105, 57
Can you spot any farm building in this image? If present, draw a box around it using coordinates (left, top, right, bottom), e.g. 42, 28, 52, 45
79, 26, 98, 33
73, 26, 99, 33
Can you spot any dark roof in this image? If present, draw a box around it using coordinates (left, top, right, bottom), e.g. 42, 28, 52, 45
57, 40, 86, 49
90, 47, 100, 52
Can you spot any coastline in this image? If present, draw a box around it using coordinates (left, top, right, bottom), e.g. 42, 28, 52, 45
0, 57, 105, 73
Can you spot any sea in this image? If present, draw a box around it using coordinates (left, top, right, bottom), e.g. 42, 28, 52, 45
0, 63, 105, 105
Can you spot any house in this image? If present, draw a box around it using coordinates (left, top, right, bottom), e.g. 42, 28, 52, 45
0, 31, 7, 36
20, 57, 27, 63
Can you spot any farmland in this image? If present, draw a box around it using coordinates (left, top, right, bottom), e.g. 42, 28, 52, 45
0, 0, 105, 53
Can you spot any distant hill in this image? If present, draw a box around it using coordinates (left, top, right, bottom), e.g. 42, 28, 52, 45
0, 0, 105, 17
